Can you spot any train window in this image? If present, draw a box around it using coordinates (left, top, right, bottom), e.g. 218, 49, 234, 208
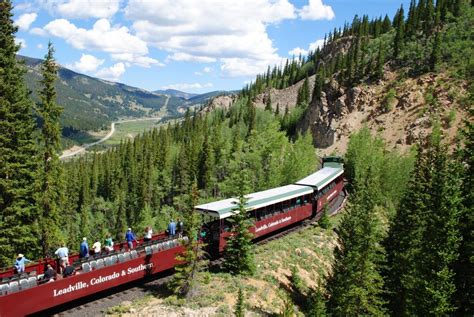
296, 197, 302, 206
222, 219, 232, 232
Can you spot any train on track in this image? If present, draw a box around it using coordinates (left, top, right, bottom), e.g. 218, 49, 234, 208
0, 157, 345, 316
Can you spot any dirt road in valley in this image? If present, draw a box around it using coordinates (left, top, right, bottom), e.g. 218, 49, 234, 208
60, 117, 162, 160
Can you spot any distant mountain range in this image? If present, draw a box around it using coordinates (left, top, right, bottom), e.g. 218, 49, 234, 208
19, 55, 236, 137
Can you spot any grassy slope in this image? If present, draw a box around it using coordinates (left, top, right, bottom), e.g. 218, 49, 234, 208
107, 214, 343, 316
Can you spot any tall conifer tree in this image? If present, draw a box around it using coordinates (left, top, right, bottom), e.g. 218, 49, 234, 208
224, 164, 255, 275
0, 0, 40, 265
326, 169, 386, 315
37, 42, 65, 257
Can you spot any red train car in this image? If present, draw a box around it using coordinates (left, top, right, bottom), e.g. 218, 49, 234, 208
196, 157, 345, 254
0, 236, 185, 316
0, 157, 344, 316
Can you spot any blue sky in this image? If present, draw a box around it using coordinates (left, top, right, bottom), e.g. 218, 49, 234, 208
13, 0, 409, 93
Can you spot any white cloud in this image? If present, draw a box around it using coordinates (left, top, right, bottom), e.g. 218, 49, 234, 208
299, 0, 335, 21
42, 18, 158, 68
95, 62, 126, 82
194, 66, 213, 76
44, 19, 148, 54
110, 53, 164, 68
15, 13, 37, 31
161, 82, 213, 91
167, 52, 216, 63
15, 38, 27, 49
30, 27, 47, 36
309, 39, 325, 51
39, 0, 120, 19
288, 47, 308, 56
67, 54, 104, 73
37, 43, 44, 49
125, 0, 297, 77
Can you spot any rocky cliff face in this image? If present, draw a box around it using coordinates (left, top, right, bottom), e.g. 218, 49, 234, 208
297, 69, 468, 155
202, 94, 238, 113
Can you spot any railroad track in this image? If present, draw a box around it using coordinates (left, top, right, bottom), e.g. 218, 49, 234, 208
50, 191, 347, 317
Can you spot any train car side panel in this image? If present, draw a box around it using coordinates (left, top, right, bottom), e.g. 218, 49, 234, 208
0, 246, 184, 317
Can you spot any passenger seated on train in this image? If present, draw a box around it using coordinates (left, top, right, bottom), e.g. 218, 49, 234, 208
144, 226, 153, 242
104, 234, 114, 252
42, 264, 56, 283
92, 239, 101, 255
14, 254, 31, 274
63, 265, 76, 278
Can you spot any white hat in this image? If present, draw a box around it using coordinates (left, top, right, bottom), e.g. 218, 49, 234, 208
83, 237, 87, 241
18, 253, 24, 258
128, 228, 131, 231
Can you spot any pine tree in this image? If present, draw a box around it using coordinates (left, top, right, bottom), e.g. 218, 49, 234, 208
394, 5, 405, 59
430, 31, 442, 71
234, 287, 245, 317
326, 176, 386, 316
36, 42, 65, 258
172, 184, 207, 297
384, 128, 463, 315
224, 165, 255, 275
308, 286, 327, 317
0, 0, 40, 266
318, 203, 330, 229
245, 97, 256, 138
265, 93, 272, 111
376, 41, 385, 80
454, 117, 474, 314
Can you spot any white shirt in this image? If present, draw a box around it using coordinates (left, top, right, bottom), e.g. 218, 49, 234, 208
145, 229, 153, 239
92, 241, 101, 253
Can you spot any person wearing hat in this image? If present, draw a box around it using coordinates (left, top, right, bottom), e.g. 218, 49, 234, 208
125, 228, 138, 250
14, 254, 31, 274
79, 237, 89, 258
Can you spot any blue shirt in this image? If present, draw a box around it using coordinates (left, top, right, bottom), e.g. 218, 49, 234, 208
168, 222, 176, 235
14, 257, 30, 272
125, 231, 135, 242
80, 241, 89, 257
55, 247, 69, 258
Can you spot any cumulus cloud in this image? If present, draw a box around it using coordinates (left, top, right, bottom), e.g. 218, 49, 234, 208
194, 66, 213, 76
288, 38, 325, 58
288, 47, 308, 57
299, 0, 335, 21
167, 52, 216, 63
30, 27, 47, 36
125, 0, 297, 77
67, 54, 104, 73
161, 82, 213, 91
39, 0, 120, 19
309, 39, 325, 51
15, 38, 27, 49
110, 53, 164, 68
95, 62, 126, 82
42, 18, 158, 68
15, 13, 37, 31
